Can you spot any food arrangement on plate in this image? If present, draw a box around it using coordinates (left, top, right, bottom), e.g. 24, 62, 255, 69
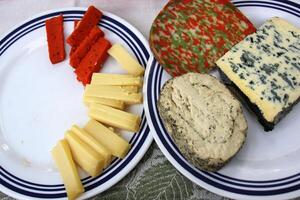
1, 0, 300, 200
44, 6, 146, 199
150, 0, 300, 173
0, 4, 154, 199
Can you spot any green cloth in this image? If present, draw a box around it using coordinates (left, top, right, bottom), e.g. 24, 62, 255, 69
0, 143, 229, 200
2, 143, 300, 200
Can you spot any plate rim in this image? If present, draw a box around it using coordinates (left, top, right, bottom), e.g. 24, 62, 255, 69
144, 0, 300, 199
0, 7, 153, 200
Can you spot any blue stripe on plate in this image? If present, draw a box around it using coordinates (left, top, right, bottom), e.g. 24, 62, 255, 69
233, 0, 300, 12
0, 18, 76, 56
0, 118, 147, 197
236, 4, 300, 18
151, 64, 300, 191
145, 0, 300, 197
233, 0, 300, 17
85, 126, 150, 191
82, 116, 147, 186
0, 12, 84, 54
102, 15, 150, 62
0, 10, 150, 198
148, 59, 300, 195
0, 15, 143, 187
149, 0, 300, 188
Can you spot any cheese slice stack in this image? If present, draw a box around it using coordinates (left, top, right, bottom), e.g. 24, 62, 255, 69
52, 139, 84, 200
84, 119, 131, 158
65, 130, 105, 177
84, 96, 125, 110
91, 73, 143, 87
84, 84, 142, 104
89, 103, 141, 132
85, 85, 138, 93
70, 125, 112, 167
108, 44, 145, 76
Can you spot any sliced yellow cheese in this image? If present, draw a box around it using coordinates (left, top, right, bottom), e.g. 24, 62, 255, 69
85, 84, 138, 93
84, 96, 125, 110
84, 119, 131, 158
52, 139, 84, 200
108, 127, 114, 132
91, 73, 143, 87
121, 85, 139, 93
108, 44, 145, 76
89, 103, 141, 132
70, 125, 112, 167
84, 85, 142, 105
65, 130, 104, 177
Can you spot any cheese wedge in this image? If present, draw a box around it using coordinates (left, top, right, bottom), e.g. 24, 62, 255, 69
65, 130, 104, 177
108, 44, 145, 76
89, 103, 141, 132
91, 73, 143, 87
84, 85, 142, 104
52, 139, 84, 200
70, 125, 112, 167
84, 96, 125, 110
84, 119, 131, 158
85, 84, 138, 93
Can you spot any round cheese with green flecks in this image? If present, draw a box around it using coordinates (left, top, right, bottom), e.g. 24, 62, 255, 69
158, 73, 247, 172
150, 0, 256, 77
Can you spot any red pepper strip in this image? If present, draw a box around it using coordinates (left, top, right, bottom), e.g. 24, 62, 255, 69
45, 15, 65, 64
69, 46, 77, 57
66, 6, 102, 47
69, 20, 80, 56
70, 26, 104, 68
75, 37, 111, 85
74, 20, 80, 28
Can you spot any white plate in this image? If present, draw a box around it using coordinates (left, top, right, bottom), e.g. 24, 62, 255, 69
0, 7, 153, 199
144, 1, 300, 200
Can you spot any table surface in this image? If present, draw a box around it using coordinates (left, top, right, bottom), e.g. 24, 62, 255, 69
0, 1, 299, 200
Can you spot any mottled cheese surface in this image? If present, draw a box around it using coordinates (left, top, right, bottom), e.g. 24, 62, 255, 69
158, 73, 247, 171
217, 17, 300, 122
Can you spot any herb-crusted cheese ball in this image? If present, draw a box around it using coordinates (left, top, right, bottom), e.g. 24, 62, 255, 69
150, 0, 256, 77
217, 17, 300, 131
158, 73, 247, 171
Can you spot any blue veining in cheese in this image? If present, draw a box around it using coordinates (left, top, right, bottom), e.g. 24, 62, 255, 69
216, 17, 300, 122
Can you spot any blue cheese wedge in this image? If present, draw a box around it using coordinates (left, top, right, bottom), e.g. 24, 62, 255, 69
216, 17, 300, 131
158, 73, 247, 172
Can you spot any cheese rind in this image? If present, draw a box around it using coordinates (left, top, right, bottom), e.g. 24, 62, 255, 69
108, 44, 145, 76
216, 17, 300, 124
65, 130, 104, 177
70, 125, 112, 167
91, 73, 143, 87
89, 103, 141, 132
52, 139, 84, 200
158, 73, 247, 171
84, 119, 131, 158
84, 96, 125, 110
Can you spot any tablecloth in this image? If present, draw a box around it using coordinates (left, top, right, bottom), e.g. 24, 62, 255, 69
1, 1, 299, 200
0, 1, 228, 199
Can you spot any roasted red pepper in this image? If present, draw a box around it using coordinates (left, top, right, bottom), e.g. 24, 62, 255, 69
75, 37, 111, 85
70, 26, 104, 68
45, 15, 65, 64
67, 6, 102, 47
69, 20, 81, 57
